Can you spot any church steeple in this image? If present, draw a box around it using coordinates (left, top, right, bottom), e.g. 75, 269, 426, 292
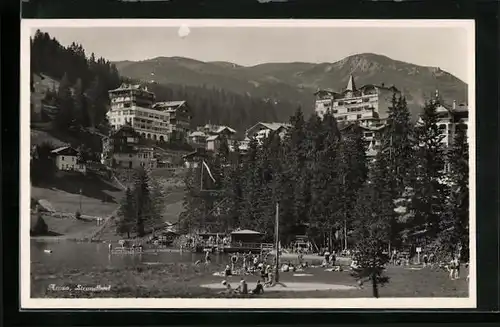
346, 74, 357, 92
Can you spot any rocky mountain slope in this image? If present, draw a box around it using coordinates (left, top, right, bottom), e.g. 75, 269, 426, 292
115, 53, 468, 120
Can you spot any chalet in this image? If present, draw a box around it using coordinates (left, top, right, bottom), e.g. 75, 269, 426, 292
213, 126, 237, 139
245, 122, 291, 144
182, 148, 209, 169
102, 125, 157, 169
50, 146, 86, 173
206, 134, 221, 152
188, 131, 208, 148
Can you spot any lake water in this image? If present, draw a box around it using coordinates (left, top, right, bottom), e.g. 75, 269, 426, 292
30, 240, 228, 269
31, 240, 327, 270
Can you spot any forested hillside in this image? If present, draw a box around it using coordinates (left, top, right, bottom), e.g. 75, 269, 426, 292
31, 30, 297, 138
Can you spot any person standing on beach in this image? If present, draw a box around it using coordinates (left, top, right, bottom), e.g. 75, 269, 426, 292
449, 257, 457, 280
454, 255, 461, 279
205, 250, 211, 264
231, 254, 238, 271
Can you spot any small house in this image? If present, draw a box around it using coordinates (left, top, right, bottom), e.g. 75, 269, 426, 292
50, 146, 86, 173
230, 229, 263, 244
206, 135, 220, 151
182, 148, 208, 168
188, 131, 208, 147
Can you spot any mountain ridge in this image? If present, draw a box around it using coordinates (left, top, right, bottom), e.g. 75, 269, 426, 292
114, 53, 468, 120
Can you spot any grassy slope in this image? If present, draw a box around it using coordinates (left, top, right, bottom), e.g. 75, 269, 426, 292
31, 171, 123, 217
32, 214, 102, 240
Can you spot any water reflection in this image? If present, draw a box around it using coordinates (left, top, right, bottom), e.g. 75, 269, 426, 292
31, 240, 228, 269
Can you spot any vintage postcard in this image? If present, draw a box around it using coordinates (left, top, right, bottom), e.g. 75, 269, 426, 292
21, 19, 475, 309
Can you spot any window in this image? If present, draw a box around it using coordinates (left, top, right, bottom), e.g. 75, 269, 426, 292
357, 114, 362, 119
338, 101, 344, 106
364, 132, 373, 137
61, 156, 65, 161
438, 124, 447, 130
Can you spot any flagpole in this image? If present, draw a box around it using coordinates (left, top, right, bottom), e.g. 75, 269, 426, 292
274, 202, 280, 283
200, 161, 204, 191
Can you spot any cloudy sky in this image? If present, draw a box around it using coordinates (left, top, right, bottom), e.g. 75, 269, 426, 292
32, 24, 471, 83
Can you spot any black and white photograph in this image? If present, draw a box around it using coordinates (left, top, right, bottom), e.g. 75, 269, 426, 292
21, 19, 475, 309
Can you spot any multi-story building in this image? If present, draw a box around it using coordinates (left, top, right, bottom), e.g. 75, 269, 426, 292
339, 123, 387, 162
107, 83, 191, 142
101, 124, 157, 169
314, 75, 400, 127
417, 92, 469, 148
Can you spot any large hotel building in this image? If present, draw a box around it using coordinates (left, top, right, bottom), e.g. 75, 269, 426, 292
107, 83, 191, 142
314, 75, 469, 159
314, 75, 400, 127
315, 75, 400, 158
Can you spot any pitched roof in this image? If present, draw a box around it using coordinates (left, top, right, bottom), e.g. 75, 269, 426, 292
51, 146, 78, 156
109, 83, 152, 93
231, 229, 262, 235
314, 89, 339, 96
189, 131, 207, 137
206, 135, 219, 141
153, 101, 186, 111
215, 126, 237, 134
346, 74, 356, 92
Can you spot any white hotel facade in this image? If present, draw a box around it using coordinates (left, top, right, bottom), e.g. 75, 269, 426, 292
107, 83, 191, 142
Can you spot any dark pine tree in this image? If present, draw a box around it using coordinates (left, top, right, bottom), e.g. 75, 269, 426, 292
54, 72, 74, 131
116, 187, 136, 239
132, 167, 152, 237
439, 123, 469, 261
337, 123, 369, 250
350, 183, 390, 298
382, 94, 416, 195
411, 100, 447, 244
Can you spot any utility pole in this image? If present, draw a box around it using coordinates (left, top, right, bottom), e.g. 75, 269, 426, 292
79, 188, 83, 213
274, 202, 280, 283
342, 174, 347, 251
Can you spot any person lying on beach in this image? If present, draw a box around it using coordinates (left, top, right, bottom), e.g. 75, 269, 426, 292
251, 280, 264, 294
219, 280, 233, 294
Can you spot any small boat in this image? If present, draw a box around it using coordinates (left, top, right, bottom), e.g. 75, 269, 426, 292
44, 249, 52, 254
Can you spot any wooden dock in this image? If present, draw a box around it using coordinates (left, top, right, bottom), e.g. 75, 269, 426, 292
111, 247, 144, 255
220, 242, 274, 254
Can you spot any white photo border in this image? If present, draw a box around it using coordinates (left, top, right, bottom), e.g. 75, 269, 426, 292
20, 18, 476, 309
